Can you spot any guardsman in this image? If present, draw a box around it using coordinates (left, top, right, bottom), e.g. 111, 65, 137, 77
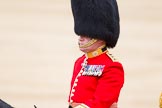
68, 0, 124, 108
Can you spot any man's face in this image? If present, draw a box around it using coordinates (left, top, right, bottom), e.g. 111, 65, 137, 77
78, 36, 105, 53
78, 36, 92, 47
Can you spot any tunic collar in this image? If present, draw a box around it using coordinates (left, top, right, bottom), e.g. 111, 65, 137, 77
86, 45, 107, 58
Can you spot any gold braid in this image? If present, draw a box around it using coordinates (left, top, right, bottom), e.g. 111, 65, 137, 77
79, 39, 97, 48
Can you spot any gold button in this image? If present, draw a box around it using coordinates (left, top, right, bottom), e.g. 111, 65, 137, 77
72, 89, 75, 92
74, 83, 77, 87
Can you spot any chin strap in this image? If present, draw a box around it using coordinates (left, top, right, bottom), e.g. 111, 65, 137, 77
79, 39, 97, 48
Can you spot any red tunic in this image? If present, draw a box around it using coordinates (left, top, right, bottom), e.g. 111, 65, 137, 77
68, 51, 124, 108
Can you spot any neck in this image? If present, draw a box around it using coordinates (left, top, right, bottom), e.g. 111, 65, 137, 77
86, 45, 107, 58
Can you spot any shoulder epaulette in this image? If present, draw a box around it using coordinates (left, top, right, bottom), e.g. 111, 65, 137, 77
106, 52, 118, 62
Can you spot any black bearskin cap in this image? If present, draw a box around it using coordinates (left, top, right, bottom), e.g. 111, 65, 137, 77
71, 0, 120, 48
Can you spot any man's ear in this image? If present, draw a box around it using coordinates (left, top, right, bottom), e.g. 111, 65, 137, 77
97, 40, 106, 45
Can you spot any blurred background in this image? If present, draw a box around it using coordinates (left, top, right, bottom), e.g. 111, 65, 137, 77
0, 0, 161, 108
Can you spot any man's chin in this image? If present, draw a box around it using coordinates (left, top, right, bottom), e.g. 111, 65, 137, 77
79, 48, 88, 53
